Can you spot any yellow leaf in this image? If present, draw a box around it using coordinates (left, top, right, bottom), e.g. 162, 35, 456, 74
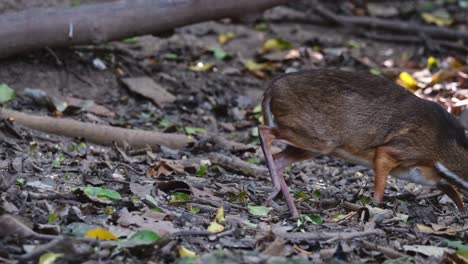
84, 227, 118, 240
215, 206, 225, 223
189, 62, 214, 72
218, 32, 235, 44
39, 253, 63, 264
421, 11, 453, 27
397, 72, 419, 92
207, 221, 225, 233
260, 38, 293, 53
243, 60, 273, 72
427, 56, 438, 70
179, 246, 197, 257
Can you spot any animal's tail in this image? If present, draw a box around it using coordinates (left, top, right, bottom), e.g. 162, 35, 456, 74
261, 87, 274, 127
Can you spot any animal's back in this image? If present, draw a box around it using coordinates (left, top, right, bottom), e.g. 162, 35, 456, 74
265, 69, 429, 151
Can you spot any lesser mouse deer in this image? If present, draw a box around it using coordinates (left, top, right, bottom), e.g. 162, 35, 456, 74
259, 69, 467, 218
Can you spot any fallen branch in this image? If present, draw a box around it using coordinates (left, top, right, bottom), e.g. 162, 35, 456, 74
0, 108, 192, 149
0, 0, 289, 58
207, 152, 268, 178
273, 226, 385, 241
313, 3, 468, 41
360, 240, 409, 259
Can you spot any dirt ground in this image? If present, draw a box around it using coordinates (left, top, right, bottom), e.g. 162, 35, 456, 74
0, 1, 467, 263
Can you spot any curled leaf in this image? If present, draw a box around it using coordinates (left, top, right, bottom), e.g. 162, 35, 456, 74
179, 246, 197, 257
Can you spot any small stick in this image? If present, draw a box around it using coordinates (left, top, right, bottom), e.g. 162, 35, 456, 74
274, 227, 385, 241
360, 240, 409, 259
207, 152, 268, 178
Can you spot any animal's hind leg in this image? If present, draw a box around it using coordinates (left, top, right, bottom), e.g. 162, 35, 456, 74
268, 145, 319, 202
259, 124, 317, 218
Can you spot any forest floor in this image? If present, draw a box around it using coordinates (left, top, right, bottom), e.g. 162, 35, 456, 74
0, 1, 467, 263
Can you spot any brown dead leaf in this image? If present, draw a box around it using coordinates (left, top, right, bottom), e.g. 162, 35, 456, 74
147, 160, 185, 177
262, 236, 289, 257
65, 97, 115, 117
416, 223, 462, 236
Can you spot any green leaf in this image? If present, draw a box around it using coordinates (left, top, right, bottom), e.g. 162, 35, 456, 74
170, 192, 190, 202
242, 220, 258, 228
370, 68, 382, 76
246, 157, 259, 164
190, 207, 201, 214
184, 127, 207, 135
163, 53, 179, 61
261, 38, 293, 52
51, 154, 65, 167
295, 192, 309, 200
70, 0, 81, 6
255, 22, 269, 31
145, 195, 159, 207
210, 47, 232, 60
307, 214, 323, 224
119, 230, 161, 248
196, 165, 208, 177
39, 253, 63, 264
0, 83, 15, 104
16, 178, 25, 186
48, 213, 58, 224
312, 190, 321, 199
158, 118, 172, 128
123, 37, 140, 44
248, 205, 272, 216
447, 240, 468, 258
82, 186, 122, 201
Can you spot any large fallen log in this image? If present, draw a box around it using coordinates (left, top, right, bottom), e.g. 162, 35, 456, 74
0, 0, 289, 58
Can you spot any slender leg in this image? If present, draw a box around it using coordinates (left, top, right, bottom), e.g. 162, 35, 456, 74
373, 147, 400, 204
437, 182, 466, 214
259, 125, 318, 218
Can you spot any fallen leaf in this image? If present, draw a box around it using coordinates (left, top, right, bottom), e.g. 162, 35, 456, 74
189, 62, 214, 72
404, 245, 453, 257
215, 207, 225, 223
218, 32, 235, 44
0, 83, 15, 104
81, 186, 122, 204
421, 10, 453, 26
121, 77, 176, 108
147, 161, 185, 177
416, 224, 461, 236
207, 221, 224, 233
255, 22, 269, 31
119, 230, 161, 248
397, 72, 419, 92
248, 205, 272, 216
184, 126, 207, 135
38, 252, 63, 264
210, 47, 232, 60
261, 38, 293, 53
179, 246, 197, 258
85, 227, 118, 240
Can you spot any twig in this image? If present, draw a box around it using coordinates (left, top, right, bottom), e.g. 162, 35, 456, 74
312, 3, 468, 41
170, 230, 213, 238
274, 227, 385, 241
200, 134, 256, 153
207, 152, 268, 178
360, 240, 409, 259
0, 108, 192, 149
